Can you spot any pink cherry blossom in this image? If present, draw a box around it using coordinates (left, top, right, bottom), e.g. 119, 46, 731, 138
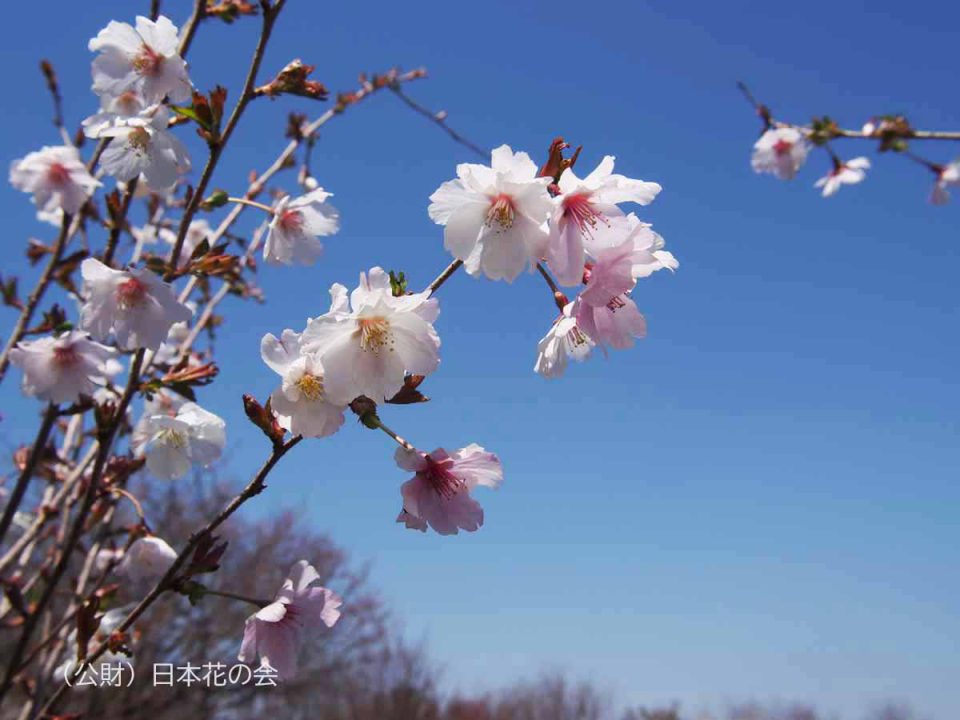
814, 157, 870, 197
79, 258, 192, 350
264, 188, 340, 266
428, 145, 553, 282
238, 560, 342, 680
546, 156, 661, 286
395, 444, 503, 536
9, 145, 101, 215
574, 294, 647, 351
89, 15, 192, 104
534, 303, 594, 378
9, 330, 117, 404
751, 127, 809, 180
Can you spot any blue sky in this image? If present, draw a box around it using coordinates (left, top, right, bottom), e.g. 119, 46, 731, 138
2, 1, 959, 717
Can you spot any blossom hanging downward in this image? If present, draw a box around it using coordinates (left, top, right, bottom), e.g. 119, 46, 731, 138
238, 560, 342, 681
80, 259, 192, 350
9, 331, 117, 404
428, 145, 553, 282
89, 15, 192, 104
89, 105, 190, 191
395, 444, 503, 535
117, 535, 177, 583
751, 127, 809, 180
9, 145, 101, 215
260, 329, 345, 438
546, 156, 661, 286
264, 188, 340, 265
301, 268, 440, 404
931, 160, 960, 205
815, 157, 870, 197
534, 303, 594, 378
135, 401, 226, 480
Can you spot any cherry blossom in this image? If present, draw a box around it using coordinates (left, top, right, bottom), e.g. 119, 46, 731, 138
301, 268, 440, 404
260, 329, 345, 438
574, 294, 647, 351
534, 303, 594, 379
117, 535, 177, 583
79, 258, 192, 350
89, 15, 191, 104
582, 212, 678, 280
395, 444, 503, 535
814, 157, 870, 197
238, 560, 342, 681
931, 160, 960, 205
428, 145, 553, 282
546, 156, 661, 286
81, 90, 148, 137
9, 145, 101, 215
9, 331, 117, 404
89, 105, 190, 191
263, 188, 340, 266
751, 127, 809, 180
135, 401, 226, 480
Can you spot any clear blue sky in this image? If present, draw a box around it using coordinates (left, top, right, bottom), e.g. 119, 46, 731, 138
2, 1, 958, 717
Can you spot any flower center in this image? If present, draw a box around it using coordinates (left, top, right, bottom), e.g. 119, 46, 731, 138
132, 44, 165, 77
278, 209, 304, 233
115, 91, 141, 116
357, 316, 392, 353
422, 459, 465, 499
773, 139, 793, 156
485, 193, 515, 231
156, 427, 188, 449
46, 162, 71, 186
295, 372, 324, 401
563, 323, 591, 352
128, 127, 152, 155
52, 344, 79, 367
563, 192, 606, 235
116, 277, 148, 309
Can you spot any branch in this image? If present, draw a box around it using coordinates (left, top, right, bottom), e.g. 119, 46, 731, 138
37, 435, 303, 716
0, 403, 58, 547
389, 84, 487, 159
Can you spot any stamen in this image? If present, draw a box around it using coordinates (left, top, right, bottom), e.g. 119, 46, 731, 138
278, 209, 304, 233
128, 127, 151, 155
563, 192, 607, 236
156, 427, 188, 449
357, 316, 392, 353
132, 44, 164, 77
295, 372, 324, 401
606, 295, 627, 312
485, 193, 515, 231
116, 277, 148, 309
422, 459, 465, 499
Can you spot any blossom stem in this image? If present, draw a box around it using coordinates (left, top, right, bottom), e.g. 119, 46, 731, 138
36, 434, 303, 716
202, 588, 271, 608
372, 418, 415, 451
226, 196, 275, 215
110, 488, 147, 529
166, 0, 287, 279
0, 403, 58, 548
426, 258, 463, 296
0, 349, 145, 706
536, 261, 562, 296
0, 213, 73, 384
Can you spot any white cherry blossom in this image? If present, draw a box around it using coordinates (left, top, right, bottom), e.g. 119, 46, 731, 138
931, 160, 960, 205
264, 188, 340, 266
751, 127, 809, 180
301, 268, 441, 404
260, 329, 345, 438
136, 401, 226, 480
428, 145, 553, 282
9, 145, 101, 215
534, 303, 594, 378
546, 156, 661, 286
117, 536, 177, 583
89, 105, 190, 191
9, 331, 117, 404
814, 157, 870, 197
89, 15, 191, 104
79, 258, 192, 351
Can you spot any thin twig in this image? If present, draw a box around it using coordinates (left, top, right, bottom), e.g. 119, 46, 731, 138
389, 85, 487, 159
426, 258, 463, 296
202, 588, 271, 608
0, 404, 58, 547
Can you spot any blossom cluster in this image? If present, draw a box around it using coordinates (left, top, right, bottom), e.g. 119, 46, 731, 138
4, 6, 677, 694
